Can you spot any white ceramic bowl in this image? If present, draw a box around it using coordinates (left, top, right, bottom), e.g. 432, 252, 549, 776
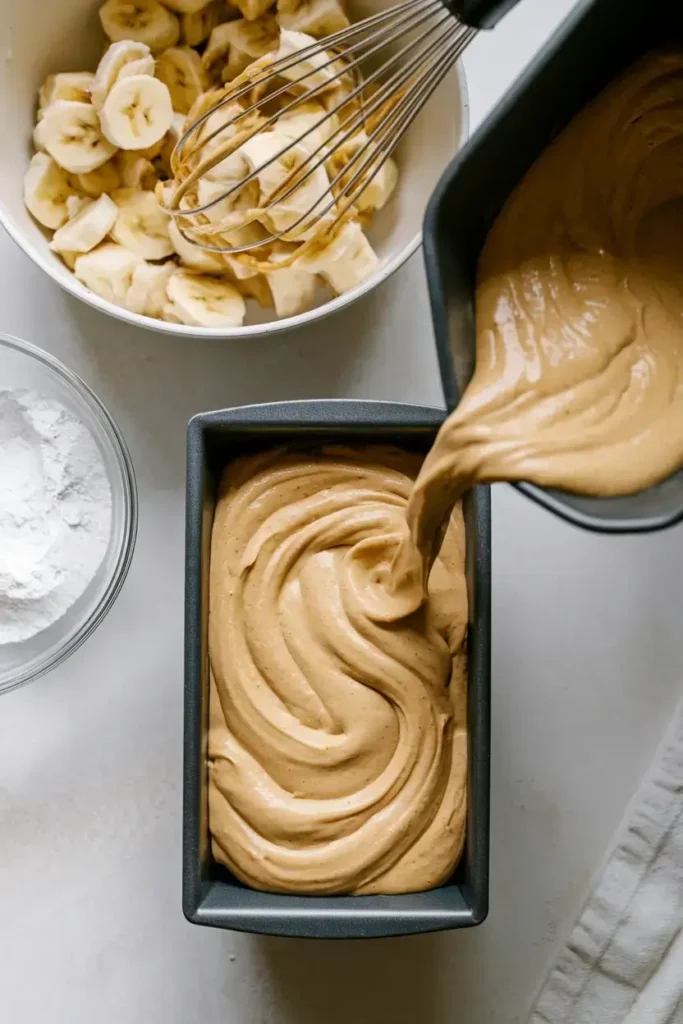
0, 0, 469, 338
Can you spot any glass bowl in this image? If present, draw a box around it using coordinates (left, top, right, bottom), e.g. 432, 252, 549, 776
0, 331, 138, 694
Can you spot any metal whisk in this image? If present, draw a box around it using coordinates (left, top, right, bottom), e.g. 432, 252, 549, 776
164, 0, 520, 254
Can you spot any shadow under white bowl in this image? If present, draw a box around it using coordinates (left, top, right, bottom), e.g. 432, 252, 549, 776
0, 0, 469, 338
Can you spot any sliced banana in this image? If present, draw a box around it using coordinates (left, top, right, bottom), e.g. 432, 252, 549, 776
74, 242, 142, 305
355, 154, 398, 212
34, 101, 116, 174
296, 219, 377, 293
221, 222, 268, 278
203, 17, 278, 82
23, 153, 78, 229
59, 251, 80, 271
157, 0, 214, 11
277, 0, 349, 37
231, 0, 275, 21
66, 195, 91, 219
200, 23, 232, 80
154, 111, 186, 177
100, 74, 174, 150
196, 168, 256, 228
155, 46, 206, 114
234, 272, 272, 307
125, 260, 176, 316
76, 159, 122, 198
50, 193, 119, 254
165, 269, 246, 326
181, 0, 230, 45
99, 0, 180, 53
38, 72, 95, 117
168, 218, 225, 271
250, 140, 334, 240
111, 187, 174, 259
266, 246, 319, 317
274, 30, 340, 92
277, 102, 337, 155
91, 40, 155, 110
116, 151, 159, 189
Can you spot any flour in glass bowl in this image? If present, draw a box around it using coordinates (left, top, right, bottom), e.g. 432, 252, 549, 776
0, 388, 112, 644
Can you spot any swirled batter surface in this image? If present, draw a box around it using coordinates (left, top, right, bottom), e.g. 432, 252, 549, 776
209, 447, 467, 895
209, 51, 683, 894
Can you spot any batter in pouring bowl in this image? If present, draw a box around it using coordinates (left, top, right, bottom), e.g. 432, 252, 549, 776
209, 50, 683, 894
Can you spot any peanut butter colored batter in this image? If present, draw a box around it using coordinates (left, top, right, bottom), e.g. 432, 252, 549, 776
208, 447, 468, 895
209, 51, 683, 895
392, 49, 683, 596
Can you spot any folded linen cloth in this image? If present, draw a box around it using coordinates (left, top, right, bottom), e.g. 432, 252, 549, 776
530, 698, 683, 1024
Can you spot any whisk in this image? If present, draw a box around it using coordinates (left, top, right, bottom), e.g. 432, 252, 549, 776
164, 0, 520, 255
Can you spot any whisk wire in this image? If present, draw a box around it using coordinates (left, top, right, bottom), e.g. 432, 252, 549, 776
166, 0, 474, 255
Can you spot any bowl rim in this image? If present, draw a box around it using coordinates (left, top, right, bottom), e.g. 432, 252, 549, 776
0, 64, 469, 339
0, 330, 139, 695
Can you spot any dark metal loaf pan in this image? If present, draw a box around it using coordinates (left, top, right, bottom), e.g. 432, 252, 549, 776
423, 0, 683, 534
184, 399, 491, 939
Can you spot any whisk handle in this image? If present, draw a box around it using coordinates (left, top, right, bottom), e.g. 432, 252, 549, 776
444, 0, 520, 28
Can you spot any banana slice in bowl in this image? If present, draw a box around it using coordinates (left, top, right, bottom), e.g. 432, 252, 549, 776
34, 101, 116, 174
165, 269, 246, 327
100, 74, 174, 149
91, 40, 156, 109
110, 188, 174, 260
99, 0, 181, 52
6, 0, 467, 336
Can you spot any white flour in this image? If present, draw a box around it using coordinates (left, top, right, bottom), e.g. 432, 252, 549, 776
0, 389, 112, 645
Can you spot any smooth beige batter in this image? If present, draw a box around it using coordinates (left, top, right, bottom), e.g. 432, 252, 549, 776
391, 49, 683, 597
208, 447, 468, 894
209, 50, 683, 894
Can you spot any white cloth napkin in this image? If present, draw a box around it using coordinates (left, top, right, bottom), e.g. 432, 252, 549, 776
530, 698, 683, 1024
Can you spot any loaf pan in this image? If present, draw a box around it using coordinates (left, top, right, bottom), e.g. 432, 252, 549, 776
423, 0, 683, 534
184, 399, 491, 939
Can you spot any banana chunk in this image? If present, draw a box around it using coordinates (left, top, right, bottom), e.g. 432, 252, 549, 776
181, 0, 226, 46
100, 74, 174, 150
116, 151, 159, 189
202, 17, 278, 82
23, 153, 78, 229
125, 260, 176, 316
231, 0, 274, 21
277, 0, 349, 38
296, 219, 377, 293
50, 194, 119, 254
274, 30, 340, 92
158, 0, 213, 11
34, 100, 116, 174
236, 131, 334, 239
266, 246, 319, 317
277, 101, 339, 154
74, 242, 142, 305
155, 46, 206, 114
169, 218, 226, 271
154, 111, 186, 177
76, 159, 122, 198
165, 269, 246, 326
355, 155, 398, 212
91, 40, 155, 109
99, 0, 180, 53
38, 72, 95, 116
111, 187, 174, 260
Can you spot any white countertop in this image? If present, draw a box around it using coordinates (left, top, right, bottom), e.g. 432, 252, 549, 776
2, 2, 683, 1021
